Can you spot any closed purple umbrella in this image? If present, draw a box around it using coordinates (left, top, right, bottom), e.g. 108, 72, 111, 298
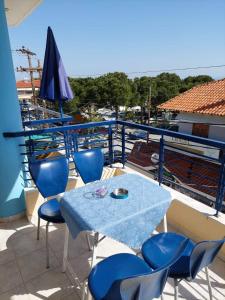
39, 26, 74, 117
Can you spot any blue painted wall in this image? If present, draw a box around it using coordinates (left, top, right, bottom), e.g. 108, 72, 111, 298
0, 0, 25, 218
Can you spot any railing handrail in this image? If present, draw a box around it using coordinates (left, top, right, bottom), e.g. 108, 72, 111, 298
23, 116, 73, 126
3, 120, 116, 138
3, 119, 225, 149
118, 121, 225, 149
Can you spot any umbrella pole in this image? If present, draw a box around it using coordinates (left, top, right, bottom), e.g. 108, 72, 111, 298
59, 100, 69, 157
59, 100, 64, 119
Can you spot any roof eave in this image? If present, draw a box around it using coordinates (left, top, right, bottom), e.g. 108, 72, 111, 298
5, 0, 42, 27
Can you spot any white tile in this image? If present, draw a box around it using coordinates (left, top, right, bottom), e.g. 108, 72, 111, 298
8, 228, 45, 257
5, 217, 35, 233
25, 268, 75, 299
0, 260, 23, 294
63, 292, 81, 300
0, 248, 15, 265
0, 228, 16, 251
17, 248, 59, 282
0, 284, 29, 300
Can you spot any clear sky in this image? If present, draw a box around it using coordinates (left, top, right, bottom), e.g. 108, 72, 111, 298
9, 0, 225, 80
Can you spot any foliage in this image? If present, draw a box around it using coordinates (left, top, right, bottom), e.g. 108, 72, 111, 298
124, 110, 137, 121
65, 73, 214, 118
180, 75, 213, 93
87, 113, 104, 123
153, 73, 182, 107
97, 72, 132, 119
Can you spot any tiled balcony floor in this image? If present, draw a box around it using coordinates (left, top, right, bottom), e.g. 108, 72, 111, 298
0, 217, 224, 299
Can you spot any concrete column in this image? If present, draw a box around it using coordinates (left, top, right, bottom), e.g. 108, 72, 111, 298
0, 0, 25, 219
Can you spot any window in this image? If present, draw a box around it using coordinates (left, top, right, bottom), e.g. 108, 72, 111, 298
192, 123, 209, 138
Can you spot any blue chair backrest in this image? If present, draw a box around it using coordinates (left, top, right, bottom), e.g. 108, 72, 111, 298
117, 267, 168, 300
190, 239, 225, 279
73, 148, 104, 184
105, 238, 189, 300
29, 156, 69, 198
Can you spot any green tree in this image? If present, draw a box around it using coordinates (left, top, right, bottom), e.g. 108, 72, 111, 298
180, 75, 213, 92
134, 76, 157, 123
152, 73, 182, 108
98, 72, 132, 119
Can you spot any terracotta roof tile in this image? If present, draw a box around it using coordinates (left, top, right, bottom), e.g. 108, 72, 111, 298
158, 78, 225, 116
16, 80, 40, 89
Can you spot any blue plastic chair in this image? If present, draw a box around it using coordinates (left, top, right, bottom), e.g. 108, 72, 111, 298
141, 232, 225, 300
73, 148, 104, 251
87, 238, 189, 300
73, 148, 104, 184
29, 156, 69, 268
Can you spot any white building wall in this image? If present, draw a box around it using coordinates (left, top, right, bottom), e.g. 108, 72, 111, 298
178, 122, 193, 135
176, 112, 225, 141
17, 87, 39, 101
209, 126, 225, 142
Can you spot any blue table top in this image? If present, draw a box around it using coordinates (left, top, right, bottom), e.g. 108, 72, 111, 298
60, 173, 172, 248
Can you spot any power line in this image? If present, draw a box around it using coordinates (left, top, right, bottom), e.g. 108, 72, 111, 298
71, 64, 225, 78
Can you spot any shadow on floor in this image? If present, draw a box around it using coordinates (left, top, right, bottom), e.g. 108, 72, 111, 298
0, 218, 224, 299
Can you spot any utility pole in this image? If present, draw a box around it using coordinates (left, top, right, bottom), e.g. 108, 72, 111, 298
147, 84, 151, 126
16, 46, 42, 104
147, 82, 151, 143
37, 59, 42, 79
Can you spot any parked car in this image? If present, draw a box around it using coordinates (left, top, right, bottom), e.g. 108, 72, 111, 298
128, 130, 147, 140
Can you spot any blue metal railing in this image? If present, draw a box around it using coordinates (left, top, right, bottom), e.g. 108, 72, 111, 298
3, 119, 225, 214
23, 116, 73, 127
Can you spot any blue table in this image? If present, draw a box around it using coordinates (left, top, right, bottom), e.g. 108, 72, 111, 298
60, 173, 172, 249
60, 173, 172, 299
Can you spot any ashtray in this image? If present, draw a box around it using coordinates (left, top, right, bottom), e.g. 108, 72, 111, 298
111, 188, 128, 199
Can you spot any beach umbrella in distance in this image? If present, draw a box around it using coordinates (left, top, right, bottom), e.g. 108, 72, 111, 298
39, 26, 74, 118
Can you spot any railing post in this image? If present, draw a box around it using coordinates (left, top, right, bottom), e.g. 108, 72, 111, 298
28, 137, 35, 160
68, 131, 74, 157
121, 125, 126, 168
71, 132, 79, 176
72, 132, 78, 153
63, 132, 68, 158
64, 131, 71, 159
158, 135, 164, 185
108, 125, 113, 166
215, 150, 225, 215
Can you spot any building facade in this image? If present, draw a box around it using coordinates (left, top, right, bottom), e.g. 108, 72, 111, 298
158, 79, 225, 142
16, 79, 40, 102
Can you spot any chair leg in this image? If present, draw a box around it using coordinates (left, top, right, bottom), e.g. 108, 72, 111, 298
205, 267, 213, 300
86, 233, 92, 251
37, 216, 40, 240
87, 288, 92, 300
174, 278, 179, 300
82, 280, 87, 300
46, 222, 50, 268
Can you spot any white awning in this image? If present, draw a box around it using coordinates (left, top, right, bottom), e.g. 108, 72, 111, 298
5, 0, 42, 26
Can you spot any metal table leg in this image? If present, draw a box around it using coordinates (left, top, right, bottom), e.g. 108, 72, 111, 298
205, 267, 213, 300
62, 224, 69, 273
86, 232, 99, 300
163, 214, 168, 232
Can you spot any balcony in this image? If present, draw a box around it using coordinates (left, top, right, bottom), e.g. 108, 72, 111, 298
1, 119, 225, 299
